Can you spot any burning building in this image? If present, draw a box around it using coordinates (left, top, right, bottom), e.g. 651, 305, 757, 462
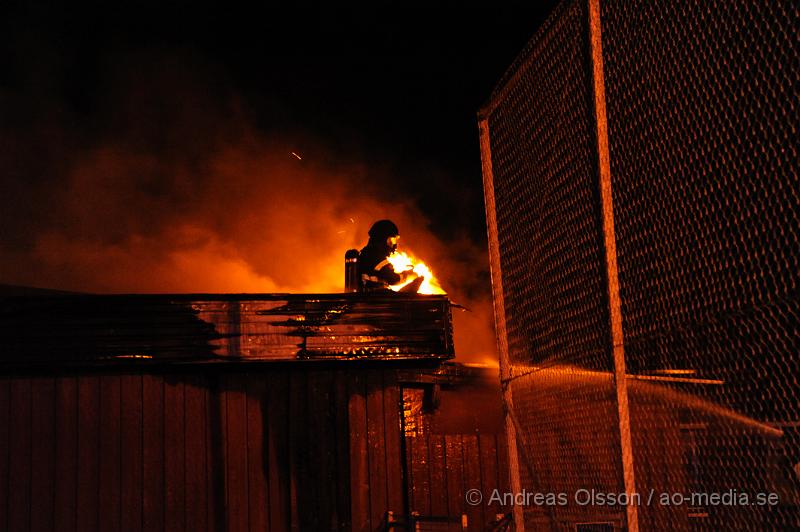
0, 266, 510, 531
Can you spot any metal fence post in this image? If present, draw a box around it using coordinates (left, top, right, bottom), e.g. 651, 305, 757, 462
478, 117, 526, 532
587, 0, 639, 530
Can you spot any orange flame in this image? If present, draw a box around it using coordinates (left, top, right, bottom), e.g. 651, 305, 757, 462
386, 250, 446, 295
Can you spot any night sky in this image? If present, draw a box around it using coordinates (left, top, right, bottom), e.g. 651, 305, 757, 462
1, 2, 558, 359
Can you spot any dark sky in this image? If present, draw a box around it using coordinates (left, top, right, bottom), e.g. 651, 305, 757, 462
2, 2, 558, 241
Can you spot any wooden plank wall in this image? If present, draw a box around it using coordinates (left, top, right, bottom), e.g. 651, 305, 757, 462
0, 370, 347, 532
403, 388, 511, 531
0, 368, 508, 532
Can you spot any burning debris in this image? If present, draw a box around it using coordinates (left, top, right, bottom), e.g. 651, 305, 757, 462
387, 249, 446, 295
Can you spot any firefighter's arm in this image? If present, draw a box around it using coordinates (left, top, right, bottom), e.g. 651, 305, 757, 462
397, 268, 417, 283
375, 261, 414, 285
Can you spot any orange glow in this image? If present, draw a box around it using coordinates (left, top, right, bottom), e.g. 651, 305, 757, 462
0, 132, 497, 363
386, 249, 446, 294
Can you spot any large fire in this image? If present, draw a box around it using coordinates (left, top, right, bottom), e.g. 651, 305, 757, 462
386, 250, 446, 295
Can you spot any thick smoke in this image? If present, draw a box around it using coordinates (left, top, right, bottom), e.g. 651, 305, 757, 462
0, 50, 498, 364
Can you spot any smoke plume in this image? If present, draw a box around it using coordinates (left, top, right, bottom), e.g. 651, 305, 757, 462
0, 49, 498, 363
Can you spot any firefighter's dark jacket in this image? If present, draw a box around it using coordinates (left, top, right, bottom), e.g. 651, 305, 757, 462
358, 240, 401, 291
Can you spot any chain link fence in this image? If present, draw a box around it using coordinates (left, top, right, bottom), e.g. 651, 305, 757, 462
480, 0, 799, 529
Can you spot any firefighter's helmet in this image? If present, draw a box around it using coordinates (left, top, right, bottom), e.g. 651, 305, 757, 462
368, 220, 399, 239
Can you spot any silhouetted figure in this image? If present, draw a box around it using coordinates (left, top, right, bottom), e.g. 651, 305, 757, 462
357, 220, 422, 292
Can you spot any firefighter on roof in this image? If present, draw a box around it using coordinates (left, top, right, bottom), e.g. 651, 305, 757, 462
357, 220, 421, 292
